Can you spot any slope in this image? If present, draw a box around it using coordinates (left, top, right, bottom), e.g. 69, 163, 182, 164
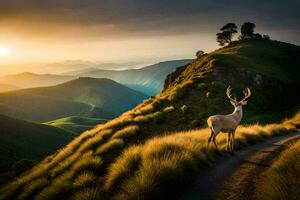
1, 39, 299, 200
76, 59, 193, 95
0, 77, 146, 122
0, 114, 75, 174
45, 116, 107, 134
19, 77, 148, 116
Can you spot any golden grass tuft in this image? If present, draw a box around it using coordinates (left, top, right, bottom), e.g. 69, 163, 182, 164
95, 139, 125, 155
133, 115, 151, 123
69, 187, 101, 200
135, 104, 155, 115
71, 154, 103, 175
163, 106, 175, 113
104, 146, 142, 191
73, 172, 97, 188
112, 125, 140, 139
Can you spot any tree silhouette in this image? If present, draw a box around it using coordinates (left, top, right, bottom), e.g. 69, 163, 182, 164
216, 23, 237, 46
241, 22, 256, 39
196, 50, 205, 58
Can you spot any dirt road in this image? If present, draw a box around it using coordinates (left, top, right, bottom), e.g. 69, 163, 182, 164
180, 132, 300, 200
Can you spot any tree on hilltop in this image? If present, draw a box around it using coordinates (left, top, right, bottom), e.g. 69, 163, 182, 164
241, 22, 256, 39
216, 23, 238, 46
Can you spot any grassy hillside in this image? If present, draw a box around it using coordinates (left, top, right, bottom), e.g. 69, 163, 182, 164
76, 59, 193, 95
0, 77, 146, 122
45, 116, 107, 134
1, 39, 299, 200
0, 114, 75, 174
0, 72, 74, 88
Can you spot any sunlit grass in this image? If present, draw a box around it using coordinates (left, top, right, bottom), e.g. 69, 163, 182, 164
263, 141, 300, 200
112, 125, 140, 139
95, 139, 125, 155
106, 114, 299, 199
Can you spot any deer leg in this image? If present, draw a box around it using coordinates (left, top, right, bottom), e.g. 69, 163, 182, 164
212, 135, 219, 152
207, 128, 214, 149
227, 132, 232, 152
231, 131, 236, 154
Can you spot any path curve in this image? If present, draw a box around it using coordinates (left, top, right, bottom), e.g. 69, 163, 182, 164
180, 132, 300, 200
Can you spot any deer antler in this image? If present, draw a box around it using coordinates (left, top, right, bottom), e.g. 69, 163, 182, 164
226, 86, 237, 102
239, 88, 251, 103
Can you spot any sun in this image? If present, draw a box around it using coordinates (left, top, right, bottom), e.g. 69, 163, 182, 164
0, 45, 11, 56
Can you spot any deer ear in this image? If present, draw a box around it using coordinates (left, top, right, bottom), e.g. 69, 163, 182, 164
241, 101, 247, 105
230, 100, 236, 106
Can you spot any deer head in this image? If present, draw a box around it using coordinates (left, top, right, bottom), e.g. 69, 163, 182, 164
226, 86, 251, 112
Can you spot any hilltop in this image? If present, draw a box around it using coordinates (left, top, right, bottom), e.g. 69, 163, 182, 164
0, 77, 147, 122
1, 39, 299, 200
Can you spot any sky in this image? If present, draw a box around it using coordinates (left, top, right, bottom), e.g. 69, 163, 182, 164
0, 0, 299, 72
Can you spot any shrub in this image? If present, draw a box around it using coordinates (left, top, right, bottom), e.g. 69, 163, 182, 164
181, 105, 188, 114
150, 111, 165, 124
197, 83, 207, 90
95, 139, 125, 155
112, 125, 140, 139
168, 87, 185, 102
134, 115, 150, 123
163, 106, 175, 113
135, 104, 155, 115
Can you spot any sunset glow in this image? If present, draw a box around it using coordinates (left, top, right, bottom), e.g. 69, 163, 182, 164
0, 45, 11, 57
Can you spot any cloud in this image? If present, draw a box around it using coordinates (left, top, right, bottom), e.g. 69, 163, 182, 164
0, 0, 299, 40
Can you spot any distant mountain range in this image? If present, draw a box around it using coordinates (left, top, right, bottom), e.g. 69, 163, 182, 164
0, 84, 20, 93
0, 114, 74, 173
0, 59, 193, 95
0, 77, 147, 122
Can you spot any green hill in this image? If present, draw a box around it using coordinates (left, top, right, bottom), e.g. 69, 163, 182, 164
1, 39, 299, 200
45, 116, 107, 134
0, 114, 75, 174
0, 77, 147, 122
68, 59, 193, 95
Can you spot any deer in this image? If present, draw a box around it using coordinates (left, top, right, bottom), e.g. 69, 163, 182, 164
207, 86, 251, 154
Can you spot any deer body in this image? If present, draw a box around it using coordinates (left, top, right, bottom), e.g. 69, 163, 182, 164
207, 86, 251, 153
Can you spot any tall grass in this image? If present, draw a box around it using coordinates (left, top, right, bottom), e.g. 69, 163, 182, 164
105, 114, 299, 200
112, 125, 140, 139
263, 141, 300, 200
95, 139, 125, 155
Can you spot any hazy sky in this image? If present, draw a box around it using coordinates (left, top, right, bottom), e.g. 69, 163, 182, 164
0, 0, 299, 68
